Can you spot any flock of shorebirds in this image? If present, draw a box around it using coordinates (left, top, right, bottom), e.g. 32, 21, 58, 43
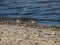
0, 19, 60, 30
0, 19, 36, 24
0, 19, 36, 25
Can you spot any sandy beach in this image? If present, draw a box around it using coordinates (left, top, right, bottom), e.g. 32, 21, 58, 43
0, 23, 60, 45
0, 0, 60, 45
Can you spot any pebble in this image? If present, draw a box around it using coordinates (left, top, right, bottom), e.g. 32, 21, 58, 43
41, 40, 48, 42
35, 42, 39, 44
0, 32, 3, 34
0, 39, 1, 41
38, 30, 42, 32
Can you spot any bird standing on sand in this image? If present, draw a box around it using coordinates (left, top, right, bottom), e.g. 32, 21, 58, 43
16, 19, 20, 26
16, 19, 20, 23
31, 20, 36, 24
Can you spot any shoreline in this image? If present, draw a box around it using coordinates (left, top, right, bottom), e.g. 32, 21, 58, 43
0, 21, 60, 30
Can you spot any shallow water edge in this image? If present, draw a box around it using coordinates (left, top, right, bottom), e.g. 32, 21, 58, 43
0, 19, 60, 30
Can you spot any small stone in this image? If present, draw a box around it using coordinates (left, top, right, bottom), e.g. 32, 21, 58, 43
25, 37, 29, 39
38, 34, 41, 37
51, 32, 56, 35
41, 35, 44, 37
1, 32, 3, 34
54, 39, 57, 43
44, 33, 51, 35
14, 32, 17, 34
54, 41, 57, 43
0, 39, 1, 41
19, 40, 23, 42
35, 42, 39, 44
42, 40, 48, 42
38, 30, 42, 32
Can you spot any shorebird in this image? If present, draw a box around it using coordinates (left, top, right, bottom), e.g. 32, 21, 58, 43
16, 19, 20, 23
16, 19, 20, 26
31, 20, 36, 24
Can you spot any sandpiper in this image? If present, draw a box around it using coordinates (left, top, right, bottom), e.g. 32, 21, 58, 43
31, 20, 36, 24
16, 19, 20, 23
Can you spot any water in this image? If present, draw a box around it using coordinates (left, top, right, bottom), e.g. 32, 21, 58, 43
0, 0, 60, 26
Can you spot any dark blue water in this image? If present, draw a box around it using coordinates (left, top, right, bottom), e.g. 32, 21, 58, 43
0, 0, 60, 26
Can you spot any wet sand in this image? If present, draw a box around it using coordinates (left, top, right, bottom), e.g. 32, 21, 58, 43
0, 23, 60, 45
